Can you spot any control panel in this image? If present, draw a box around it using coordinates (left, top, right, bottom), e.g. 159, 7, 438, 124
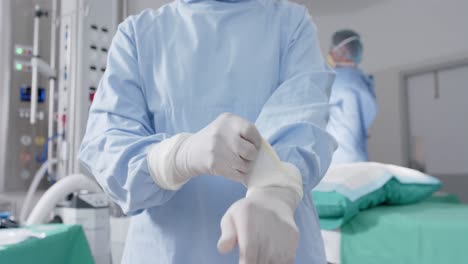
0, 0, 50, 191
57, 0, 119, 176
86, 23, 110, 103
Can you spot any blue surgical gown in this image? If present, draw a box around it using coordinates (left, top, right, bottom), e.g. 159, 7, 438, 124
78, 0, 336, 263
327, 66, 377, 164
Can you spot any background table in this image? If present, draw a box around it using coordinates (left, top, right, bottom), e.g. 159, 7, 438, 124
0, 224, 94, 264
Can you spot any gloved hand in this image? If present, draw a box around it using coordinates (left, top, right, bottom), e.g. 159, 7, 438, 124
217, 140, 304, 264
217, 186, 301, 264
147, 113, 262, 190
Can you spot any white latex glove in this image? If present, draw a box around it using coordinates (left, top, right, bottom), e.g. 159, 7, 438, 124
217, 140, 304, 264
147, 113, 262, 190
217, 186, 301, 264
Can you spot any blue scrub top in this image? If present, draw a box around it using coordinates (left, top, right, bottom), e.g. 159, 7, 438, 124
79, 0, 336, 263
327, 66, 377, 164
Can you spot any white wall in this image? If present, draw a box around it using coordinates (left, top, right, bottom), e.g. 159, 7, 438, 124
314, 0, 468, 73
127, 0, 170, 15
314, 0, 468, 165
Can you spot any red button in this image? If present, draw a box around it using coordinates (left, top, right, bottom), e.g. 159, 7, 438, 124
20, 152, 32, 164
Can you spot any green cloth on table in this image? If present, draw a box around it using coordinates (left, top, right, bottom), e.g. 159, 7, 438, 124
0, 224, 94, 264
314, 179, 441, 230
314, 187, 387, 230
424, 192, 460, 203
341, 198, 468, 264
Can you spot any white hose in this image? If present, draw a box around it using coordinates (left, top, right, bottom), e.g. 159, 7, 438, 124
20, 159, 58, 224
26, 174, 102, 225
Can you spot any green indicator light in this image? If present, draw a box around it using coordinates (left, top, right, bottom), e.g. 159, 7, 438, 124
16, 47, 24, 55
15, 63, 23, 71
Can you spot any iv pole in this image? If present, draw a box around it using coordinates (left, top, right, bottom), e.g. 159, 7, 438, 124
29, 1, 58, 175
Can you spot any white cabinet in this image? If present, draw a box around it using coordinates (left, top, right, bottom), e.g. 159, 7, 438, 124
406, 64, 468, 176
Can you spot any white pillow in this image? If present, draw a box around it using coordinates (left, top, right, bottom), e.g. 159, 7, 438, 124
315, 162, 440, 201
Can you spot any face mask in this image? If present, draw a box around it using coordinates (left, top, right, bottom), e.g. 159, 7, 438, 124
332, 36, 360, 52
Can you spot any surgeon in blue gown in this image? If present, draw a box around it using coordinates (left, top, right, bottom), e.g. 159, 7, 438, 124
79, 0, 336, 263
326, 29, 377, 165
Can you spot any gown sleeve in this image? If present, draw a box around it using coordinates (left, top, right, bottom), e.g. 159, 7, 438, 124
78, 18, 175, 215
255, 7, 337, 191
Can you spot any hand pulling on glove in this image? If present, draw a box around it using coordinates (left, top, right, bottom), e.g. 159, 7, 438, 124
147, 113, 262, 190
217, 140, 304, 264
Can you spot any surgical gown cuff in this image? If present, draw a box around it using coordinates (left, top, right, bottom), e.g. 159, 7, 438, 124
147, 133, 193, 191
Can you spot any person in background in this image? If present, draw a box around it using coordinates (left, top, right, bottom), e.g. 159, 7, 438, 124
326, 29, 377, 164
79, 0, 337, 263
